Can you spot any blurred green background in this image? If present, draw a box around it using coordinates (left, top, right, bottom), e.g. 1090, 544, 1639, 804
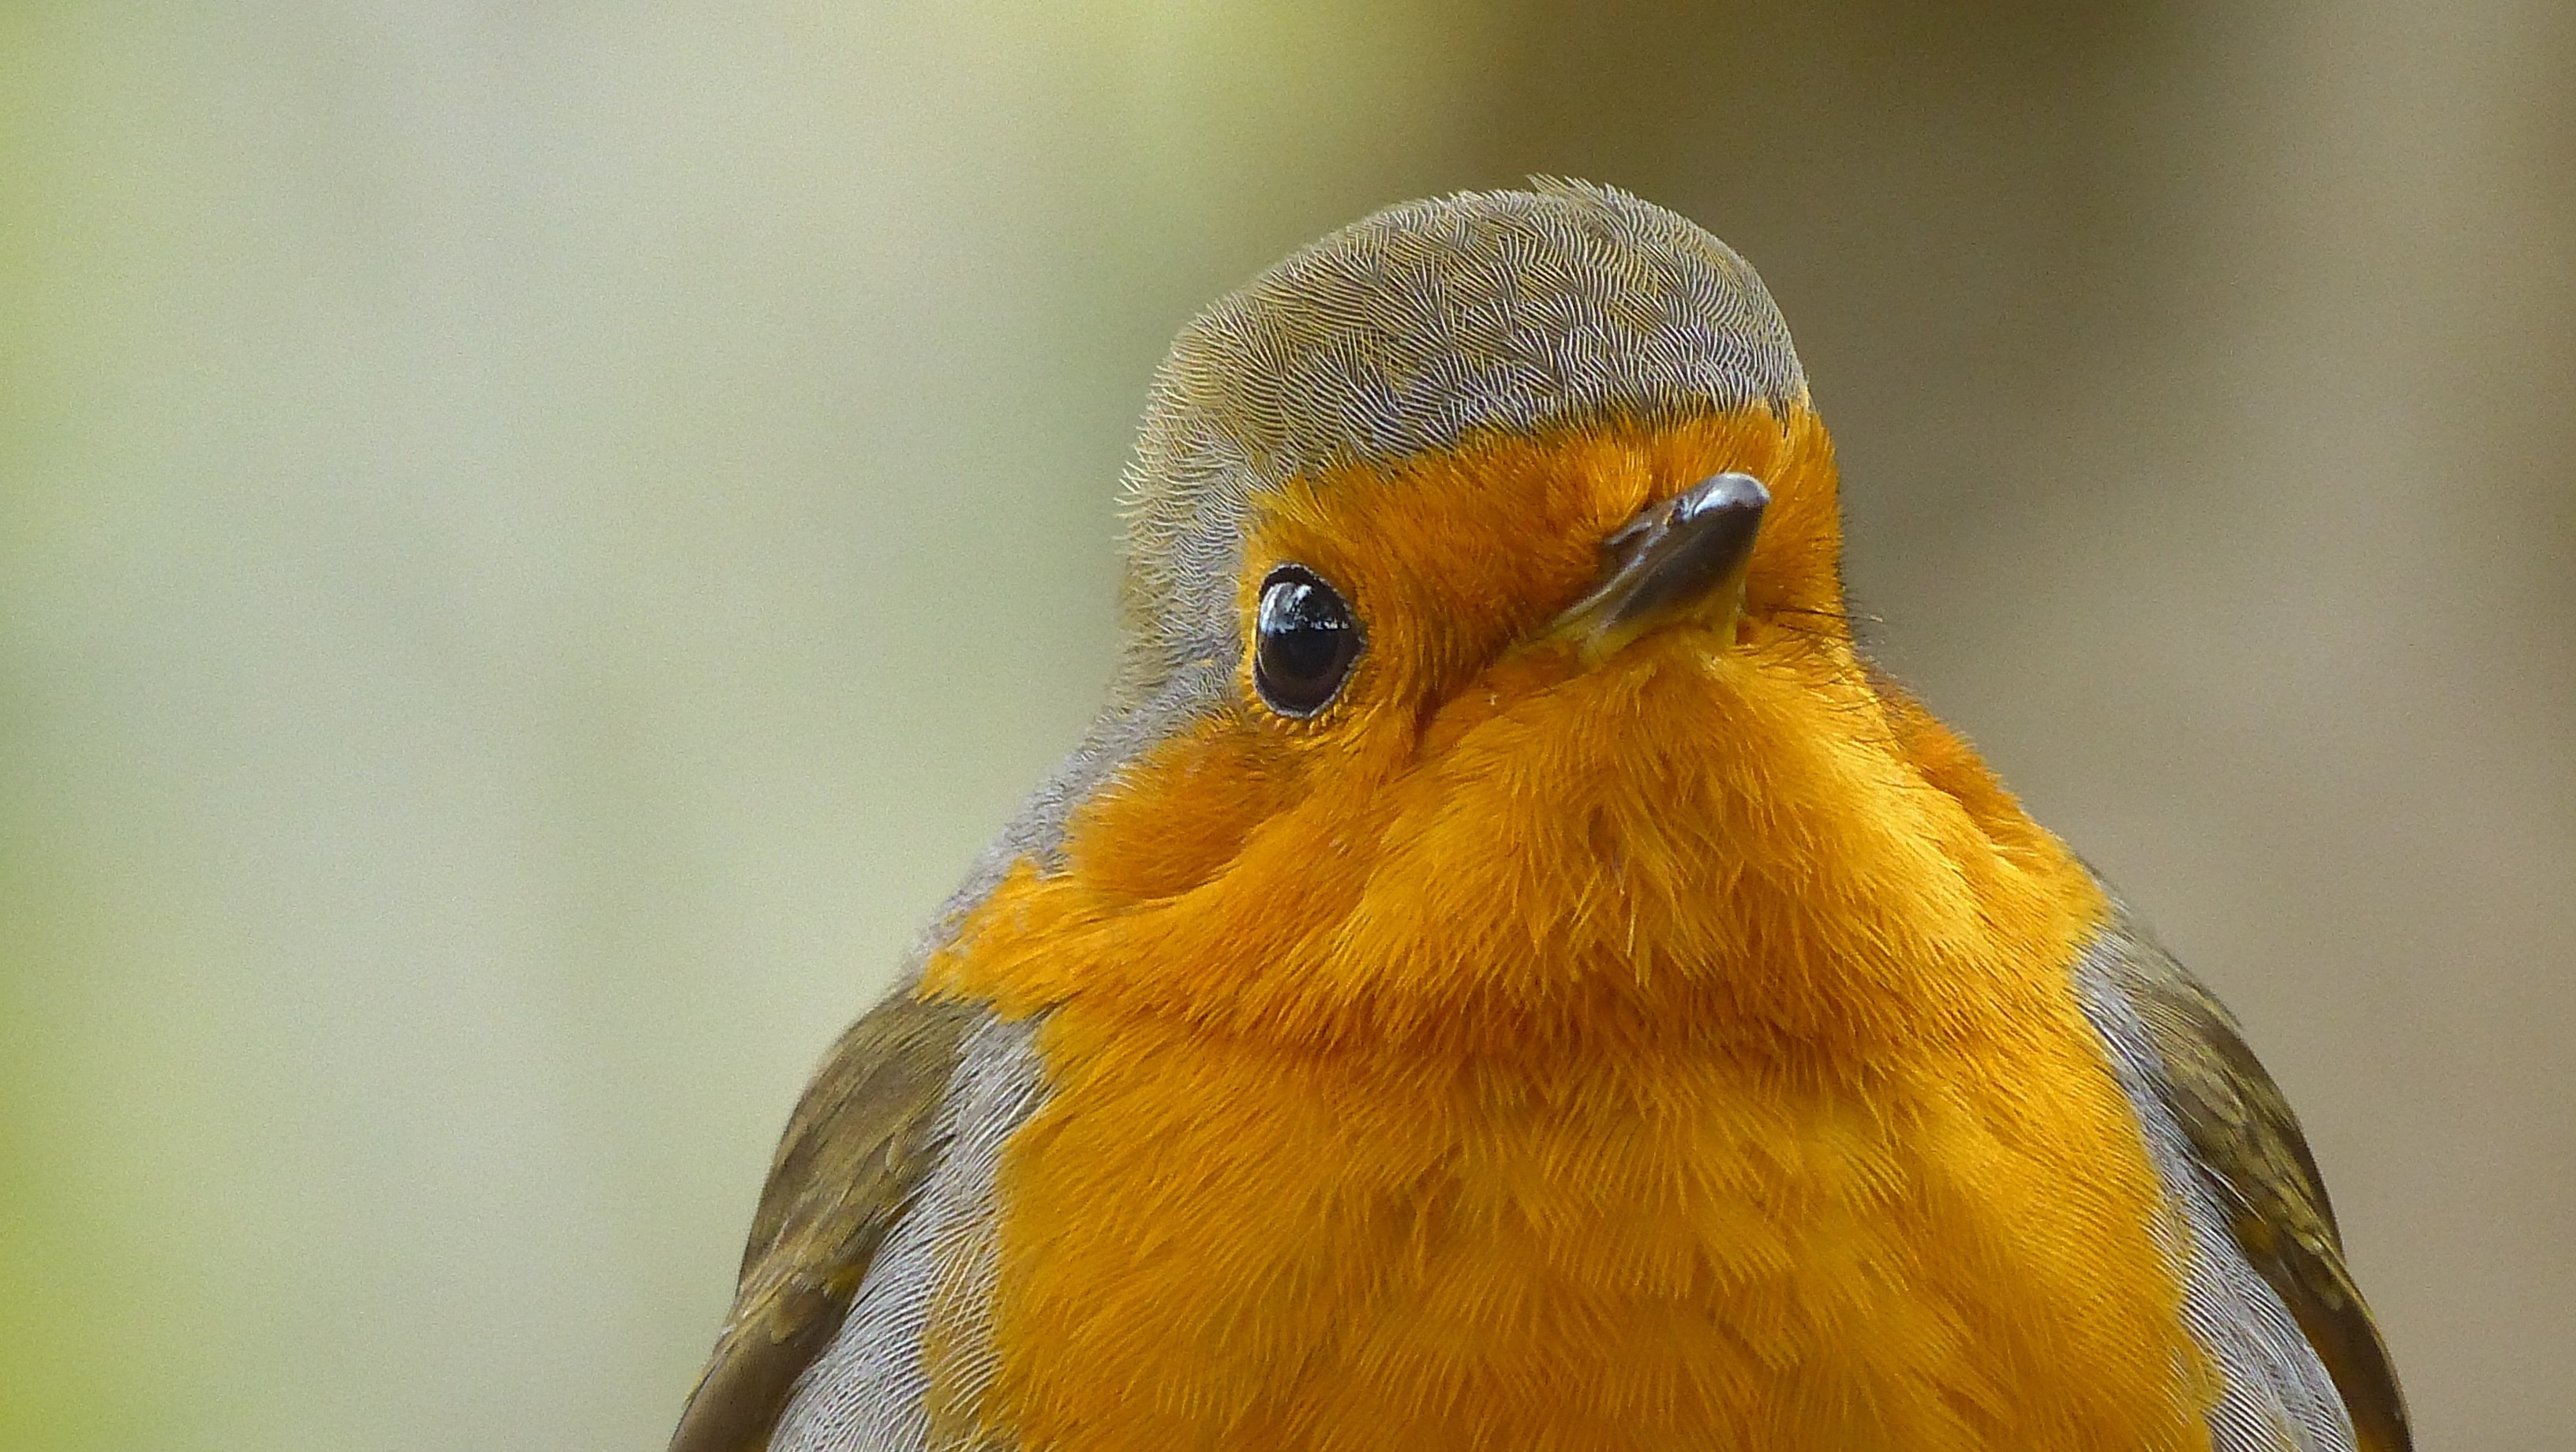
3, 3, 2569, 1449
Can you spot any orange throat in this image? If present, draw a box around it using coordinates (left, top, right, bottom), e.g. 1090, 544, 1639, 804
918, 410, 2210, 1451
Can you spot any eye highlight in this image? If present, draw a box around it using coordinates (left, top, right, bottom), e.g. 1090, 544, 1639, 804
1253, 564, 1363, 718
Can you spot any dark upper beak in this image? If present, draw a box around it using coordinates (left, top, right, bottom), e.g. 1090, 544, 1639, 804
1542, 472, 1769, 664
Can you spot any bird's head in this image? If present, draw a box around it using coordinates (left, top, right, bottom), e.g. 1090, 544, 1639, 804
927, 182, 2099, 1059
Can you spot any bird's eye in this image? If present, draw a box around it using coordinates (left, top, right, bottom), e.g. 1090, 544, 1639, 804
1253, 564, 1362, 717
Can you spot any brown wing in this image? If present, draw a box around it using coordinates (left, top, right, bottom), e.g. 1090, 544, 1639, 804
668, 994, 975, 1452
2105, 921, 2412, 1452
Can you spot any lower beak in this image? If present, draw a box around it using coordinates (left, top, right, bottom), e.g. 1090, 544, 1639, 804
1542, 472, 1770, 664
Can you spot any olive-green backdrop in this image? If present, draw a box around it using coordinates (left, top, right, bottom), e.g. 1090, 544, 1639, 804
4, 3, 2568, 1449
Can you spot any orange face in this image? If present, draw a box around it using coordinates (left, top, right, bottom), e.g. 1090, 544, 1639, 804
933, 406, 2096, 1057
919, 406, 2204, 1452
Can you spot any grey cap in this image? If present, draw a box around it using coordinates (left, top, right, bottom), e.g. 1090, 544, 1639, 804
1118, 179, 1805, 705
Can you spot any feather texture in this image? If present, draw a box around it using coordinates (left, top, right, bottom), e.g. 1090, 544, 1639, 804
669, 997, 975, 1452
2080, 904, 2412, 1452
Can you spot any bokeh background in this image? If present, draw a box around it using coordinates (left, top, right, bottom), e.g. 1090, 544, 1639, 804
4, 3, 2569, 1449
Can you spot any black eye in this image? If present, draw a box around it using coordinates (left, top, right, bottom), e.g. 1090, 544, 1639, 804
1253, 564, 1362, 717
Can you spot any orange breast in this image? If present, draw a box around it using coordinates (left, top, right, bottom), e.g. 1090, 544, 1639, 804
922, 966, 2207, 1452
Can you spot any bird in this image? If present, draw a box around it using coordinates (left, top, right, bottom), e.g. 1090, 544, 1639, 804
668, 180, 2409, 1452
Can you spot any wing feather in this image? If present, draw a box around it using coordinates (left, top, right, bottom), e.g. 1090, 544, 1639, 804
668, 994, 975, 1452
2088, 908, 2411, 1452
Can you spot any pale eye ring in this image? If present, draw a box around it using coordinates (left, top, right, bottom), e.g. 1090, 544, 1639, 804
1252, 565, 1362, 717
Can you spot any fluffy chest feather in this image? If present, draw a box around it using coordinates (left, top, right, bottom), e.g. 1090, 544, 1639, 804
921, 997, 2206, 1452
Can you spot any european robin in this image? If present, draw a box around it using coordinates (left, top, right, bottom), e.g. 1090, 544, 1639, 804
669, 182, 2408, 1452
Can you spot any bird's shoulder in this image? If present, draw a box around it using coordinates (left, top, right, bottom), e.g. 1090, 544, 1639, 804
2083, 908, 2410, 1452
667, 990, 976, 1452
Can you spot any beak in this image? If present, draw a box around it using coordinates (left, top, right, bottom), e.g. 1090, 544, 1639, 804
1542, 472, 1769, 665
